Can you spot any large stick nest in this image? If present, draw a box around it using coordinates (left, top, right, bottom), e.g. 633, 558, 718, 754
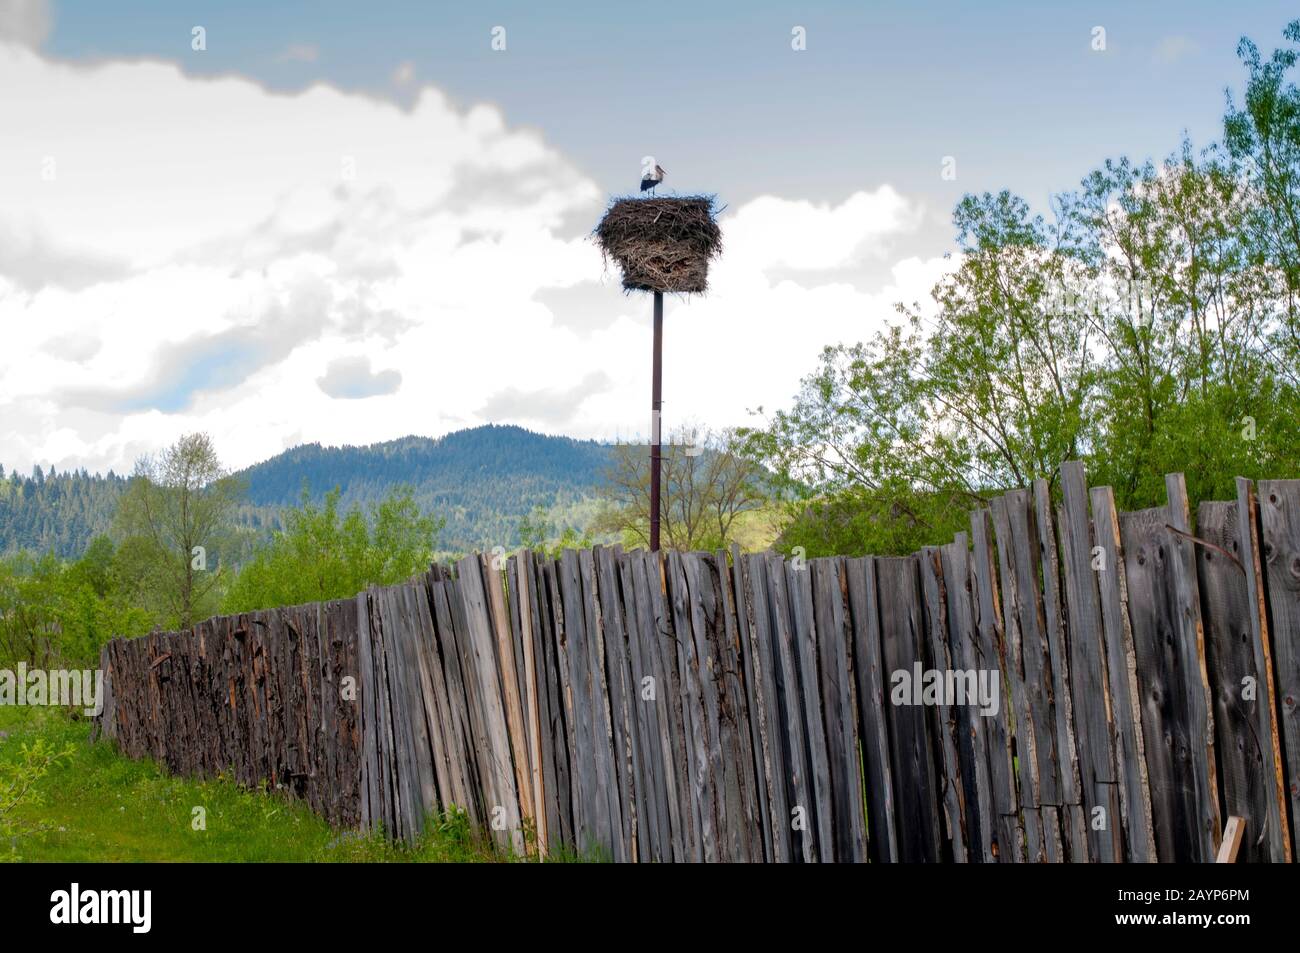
594, 196, 723, 294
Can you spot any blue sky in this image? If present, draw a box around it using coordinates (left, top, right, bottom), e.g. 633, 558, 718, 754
2, 2, 1297, 474
45, 1, 1294, 229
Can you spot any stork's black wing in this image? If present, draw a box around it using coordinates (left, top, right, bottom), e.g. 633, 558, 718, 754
640, 176, 657, 192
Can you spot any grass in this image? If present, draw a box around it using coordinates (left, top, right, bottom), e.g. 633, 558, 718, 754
0, 705, 572, 863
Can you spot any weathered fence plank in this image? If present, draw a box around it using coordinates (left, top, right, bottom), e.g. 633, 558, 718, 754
1197, 482, 1291, 863
1258, 479, 1300, 862
1089, 486, 1157, 862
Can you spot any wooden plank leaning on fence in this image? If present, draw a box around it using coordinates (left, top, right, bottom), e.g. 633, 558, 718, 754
715, 550, 766, 862
1119, 475, 1221, 861
989, 493, 1050, 861
876, 555, 944, 862
1032, 479, 1089, 861
970, 510, 1023, 861
919, 546, 970, 862
810, 557, 869, 862
844, 555, 899, 862
1087, 483, 1157, 862
1057, 464, 1120, 862
940, 535, 996, 862
1196, 480, 1291, 862
1255, 479, 1300, 861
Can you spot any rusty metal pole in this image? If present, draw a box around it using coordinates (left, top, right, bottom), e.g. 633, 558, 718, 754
650, 290, 663, 551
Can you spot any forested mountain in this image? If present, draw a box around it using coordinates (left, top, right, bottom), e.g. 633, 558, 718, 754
0, 465, 126, 558
239, 425, 613, 552
0, 425, 613, 558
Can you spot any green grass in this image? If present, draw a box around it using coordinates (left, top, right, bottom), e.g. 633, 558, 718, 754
0, 705, 567, 863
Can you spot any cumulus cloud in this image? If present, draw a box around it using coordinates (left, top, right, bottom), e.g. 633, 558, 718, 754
0, 37, 941, 476
317, 355, 402, 399
723, 188, 922, 272
479, 371, 614, 427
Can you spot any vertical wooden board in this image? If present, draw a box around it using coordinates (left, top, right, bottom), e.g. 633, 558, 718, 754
1165, 473, 1222, 861
354, 592, 381, 832
1197, 490, 1290, 862
970, 509, 1022, 861
579, 547, 626, 861
1032, 480, 1089, 862
392, 587, 435, 836
1258, 479, 1300, 861
1059, 462, 1124, 861
766, 553, 816, 862
918, 547, 969, 862
557, 549, 599, 852
594, 546, 638, 861
1195, 501, 1259, 854
743, 552, 793, 862
1119, 486, 1220, 862
989, 494, 1045, 861
685, 551, 746, 862
416, 577, 469, 817
637, 546, 691, 858
514, 552, 550, 857
732, 546, 776, 862
430, 579, 486, 826
405, 582, 455, 814
788, 560, 834, 860
541, 559, 577, 846
715, 548, 765, 863
876, 555, 944, 862
666, 550, 714, 861
845, 556, 899, 863
483, 555, 535, 836
1004, 492, 1065, 825
373, 589, 419, 842
809, 558, 868, 862
940, 537, 996, 863
1089, 486, 1157, 862
619, 551, 662, 861
456, 555, 525, 854
524, 552, 566, 850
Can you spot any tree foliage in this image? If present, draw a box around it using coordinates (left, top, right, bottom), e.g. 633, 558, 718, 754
113, 433, 244, 629
0, 538, 151, 667
593, 425, 766, 552
222, 485, 443, 613
750, 21, 1300, 557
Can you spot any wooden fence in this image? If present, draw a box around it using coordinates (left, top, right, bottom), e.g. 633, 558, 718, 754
94, 464, 1300, 862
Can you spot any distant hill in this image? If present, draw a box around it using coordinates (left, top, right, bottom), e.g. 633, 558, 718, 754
239, 425, 613, 552
0, 425, 613, 558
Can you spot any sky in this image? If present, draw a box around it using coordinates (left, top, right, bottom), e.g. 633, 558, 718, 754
0, 0, 1295, 475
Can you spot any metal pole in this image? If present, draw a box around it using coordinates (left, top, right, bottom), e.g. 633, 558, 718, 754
650, 290, 663, 551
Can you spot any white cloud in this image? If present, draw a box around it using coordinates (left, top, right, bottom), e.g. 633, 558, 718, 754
317, 355, 402, 399
0, 39, 943, 476
723, 188, 922, 272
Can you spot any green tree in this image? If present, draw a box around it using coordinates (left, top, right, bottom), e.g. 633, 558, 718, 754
113, 433, 244, 629
593, 425, 765, 552
222, 485, 442, 612
0, 540, 149, 667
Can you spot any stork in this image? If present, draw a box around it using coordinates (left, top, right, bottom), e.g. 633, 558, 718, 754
640, 163, 666, 196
